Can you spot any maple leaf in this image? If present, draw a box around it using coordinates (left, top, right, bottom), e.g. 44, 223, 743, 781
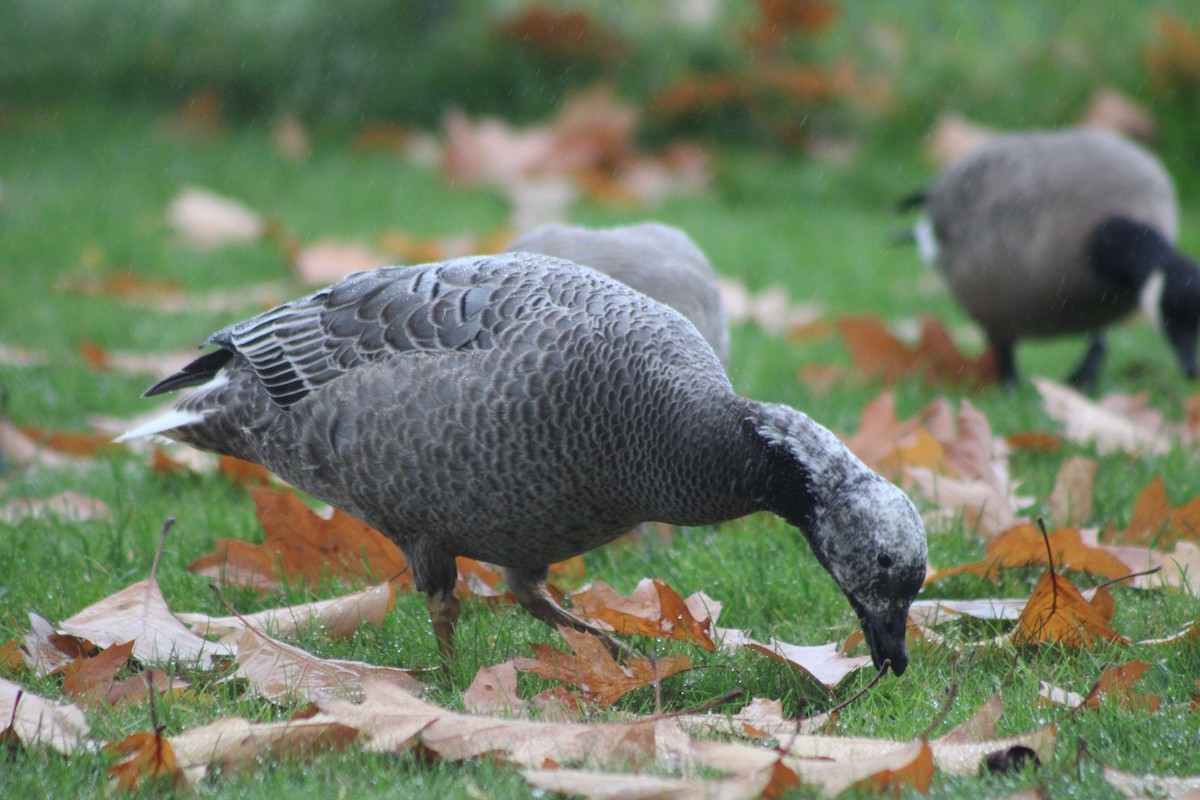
513, 626, 691, 707
234, 625, 422, 705
0, 677, 92, 754
1117, 474, 1200, 547
570, 578, 716, 650
717, 626, 871, 691
694, 736, 934, 797
105, 729, 180, 791
320, 677, 683, 769
837, 315, 996, 387
1048, 456, 1097, 527
1102, 763, 1200, 799
0, 491, 111, 524
1012, 571, 1128, 648
177, 581, 393, 646
986, 523, 1134, 580
59, 578, 235, 670
292, 240, 389, 286
1039, 661, 1161, 712
188, 486, 412, 590
1034, 378, 1176, 455
168, 714, 359, 787
675, 696, 831, 739
166, 186, 264, 248
61, 640, 135, 706
462, 660, 528, 716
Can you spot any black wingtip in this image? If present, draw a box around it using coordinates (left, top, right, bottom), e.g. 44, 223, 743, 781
143, 348, 233, 397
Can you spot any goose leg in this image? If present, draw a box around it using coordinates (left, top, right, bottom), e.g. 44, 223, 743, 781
426, 591, 461, 661
503, 566, 637, 659
411, 545, 461, 661
990, 336, 1018, 390
1068, 334, 1106, 390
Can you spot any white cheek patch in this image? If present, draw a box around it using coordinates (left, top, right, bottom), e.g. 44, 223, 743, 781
914, 217, 939, 266
1139, 270, 1166, 331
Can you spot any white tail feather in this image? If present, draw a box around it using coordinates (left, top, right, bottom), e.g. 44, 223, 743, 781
114, 408, 207, 443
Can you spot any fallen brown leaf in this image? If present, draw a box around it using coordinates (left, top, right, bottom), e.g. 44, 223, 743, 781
177, 581, 393, 646
462, 660, 528, 716
675, 696, 831, 739
571, 578, 716, 650
1040, 661, 1161, 712
0, 676, 92, 754
1048, 456, 1097, 527
292, 240, 389, 286
106, 730, 180, 791
234, 626, 422, 705
1034, 378, 1176, 455
0, 491, 111, 524
514, 626, 691, 708
166, 186, 263, 247
59, 579, 235, 670
1102, 763, 1200, 799
1012, 572, 1128, 648
168, 713, 359, 786
717, 627, 870, 691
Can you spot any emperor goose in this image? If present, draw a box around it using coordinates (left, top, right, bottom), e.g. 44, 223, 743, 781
909, 127, 1200, 388
507, 222, 729, 366
119, 253, 926, 674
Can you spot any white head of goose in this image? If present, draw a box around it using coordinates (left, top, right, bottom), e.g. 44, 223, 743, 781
506, 221, 730, 366
119, 253, 926, 674
907, 127, 1200, 388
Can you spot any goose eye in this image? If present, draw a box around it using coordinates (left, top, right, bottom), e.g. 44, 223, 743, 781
877, 554, 893, 569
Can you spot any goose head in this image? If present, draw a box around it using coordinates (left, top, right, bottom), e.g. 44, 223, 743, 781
752, 404, 927, 675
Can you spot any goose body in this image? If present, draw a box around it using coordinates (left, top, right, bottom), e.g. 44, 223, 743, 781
507, 222, 730, 365
914, 127, 1200, 386
121, 253, 925, 673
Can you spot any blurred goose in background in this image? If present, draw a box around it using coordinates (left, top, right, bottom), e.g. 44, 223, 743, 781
119, 252, 926, 674
905, 127, 1200, 388
508, 222, 729, 366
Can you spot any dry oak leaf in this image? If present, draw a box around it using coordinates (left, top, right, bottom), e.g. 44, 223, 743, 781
570, 578, 716, 650
319, 677, 686, 769
59, 579, 235, 670
514, 626, 691, 707
1011, 571, 1128, 648
176, 581, 393, 646
167, 713, 359, 787
717, 626, 871, 691
166, 186, 264, 248
234, 625, 422, 705
106, 730, 180, 791
0, 676, 92, 754
1034, 378, 1176, 455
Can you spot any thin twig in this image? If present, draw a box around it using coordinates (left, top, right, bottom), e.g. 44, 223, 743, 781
780, 659, 890, 753
919, 682, 959, 740
1094, 565, 1162, 591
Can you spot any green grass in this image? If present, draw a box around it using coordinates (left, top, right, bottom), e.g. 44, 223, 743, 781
3, 94, 1200, 798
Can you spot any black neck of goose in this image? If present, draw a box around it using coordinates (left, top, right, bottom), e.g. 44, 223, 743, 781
1087, 215, 1176, 290
758, 436, 821, 535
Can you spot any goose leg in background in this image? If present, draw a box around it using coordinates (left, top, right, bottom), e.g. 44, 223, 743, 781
503, 565, 636, 659
1067, 333, 1107, 391
990, 336, 1019, 390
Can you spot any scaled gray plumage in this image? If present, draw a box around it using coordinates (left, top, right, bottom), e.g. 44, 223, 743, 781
911, 127, 1200, 387
507, 222, 729, 365
121, 253, 926, 674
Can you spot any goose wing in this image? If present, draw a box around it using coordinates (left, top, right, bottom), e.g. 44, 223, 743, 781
146, 253, 584, 408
